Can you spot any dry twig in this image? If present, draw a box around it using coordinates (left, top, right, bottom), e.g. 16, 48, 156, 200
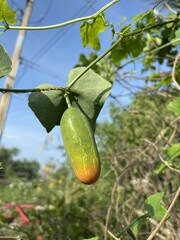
147, 186, 180, 240
172, 53, 180, 91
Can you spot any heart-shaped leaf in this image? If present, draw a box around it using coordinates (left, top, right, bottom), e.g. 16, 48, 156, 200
28, 68, 112, 132
0, 44, 12, 78
144, 192, 167, 220
28, 84, 67, 132
67, 67, 112, 131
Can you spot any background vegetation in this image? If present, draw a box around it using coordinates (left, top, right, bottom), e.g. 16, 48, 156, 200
0, 0, 179, 239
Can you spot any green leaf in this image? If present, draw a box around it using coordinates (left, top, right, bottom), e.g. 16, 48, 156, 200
155, 143, 180, 174
0, 162, 3, 170
75, 53, 115, 83
28, 84, 67, 133
155, 75, 172, 87
167, 143, 180, 160
111, 43, 128, 65
28, 69, 111, 132
80, 13, 107, 50
67, 67, 112, 131
155, 162, 166, 174
133, 10, 157, 28
129, 34, 146, 58
111, 33, 145, 65
171, 29, 180, 46
0, 0, 16, 24
116, 213, 148, 238
144, 192, 167, 220
0, 44, 12, 78
167, 97, 180, 116
132, 215, 147, 236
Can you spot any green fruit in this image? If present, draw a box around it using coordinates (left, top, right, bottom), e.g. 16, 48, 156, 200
60, 107, 100, 184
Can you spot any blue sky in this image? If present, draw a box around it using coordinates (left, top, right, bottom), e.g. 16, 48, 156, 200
0, 0, 151, 166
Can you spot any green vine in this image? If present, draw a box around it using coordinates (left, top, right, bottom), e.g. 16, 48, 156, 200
0, 87, 65, 93
0, 15, 179, 94
0, 0, 119, 31
64, 91, 72, 108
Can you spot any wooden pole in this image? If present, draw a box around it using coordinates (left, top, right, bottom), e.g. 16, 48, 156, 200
0, 0, 34, 142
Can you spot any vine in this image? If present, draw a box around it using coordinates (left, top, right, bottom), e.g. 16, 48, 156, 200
0, 0, 179, 239
0, 15, 179, 93
0, 0, 119, 31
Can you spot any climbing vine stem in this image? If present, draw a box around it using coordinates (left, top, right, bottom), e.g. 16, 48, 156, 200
0, 16, 179, 94
0, 87, 65, 94
0, 0, 119, 31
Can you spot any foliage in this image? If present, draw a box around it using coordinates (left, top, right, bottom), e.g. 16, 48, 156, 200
0, 0, 16, 24
0, 44, 12, 78
28, 67, 111, 132
0, 146, 40, 179
0, 90, 179, 239
144, 192, 167, 220
75, 53, 116, 84
80, 13, 107, 50
0, 0, 179, 239
0, 146, 19, 177
95, 91, 179, 239
155, 143, 180, 173
167, 97, 180, 116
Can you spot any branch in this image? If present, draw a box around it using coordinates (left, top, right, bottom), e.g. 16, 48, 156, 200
0, 0, 119, 31
0, 87, 65, 94
172, 52, 180, 91
107, 230, 121, 240
147, 186, 180, 240
145, 140, 180, 174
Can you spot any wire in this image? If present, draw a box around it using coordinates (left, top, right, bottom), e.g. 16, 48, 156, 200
29, 0, 52, 25
21, 57, 64, 81
15, 0, 97, 86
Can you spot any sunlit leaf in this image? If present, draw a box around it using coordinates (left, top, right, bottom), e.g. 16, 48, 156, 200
80, 13, 107, 50
167, 97, 180, 116
167, 143, 180, 160
171, 29, 180, 45
155, 143, 180, 174
144, 192, 167, 220
155, 75, 172, 87
0, 0, 16, 24
0, 44, 12, 78
133, 10, 157, 27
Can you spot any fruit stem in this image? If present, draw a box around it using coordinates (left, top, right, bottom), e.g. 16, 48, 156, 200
64, 91, 72, 108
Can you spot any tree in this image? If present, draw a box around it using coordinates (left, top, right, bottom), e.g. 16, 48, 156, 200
0, 146, 40, 179
0, 146, 19, 178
